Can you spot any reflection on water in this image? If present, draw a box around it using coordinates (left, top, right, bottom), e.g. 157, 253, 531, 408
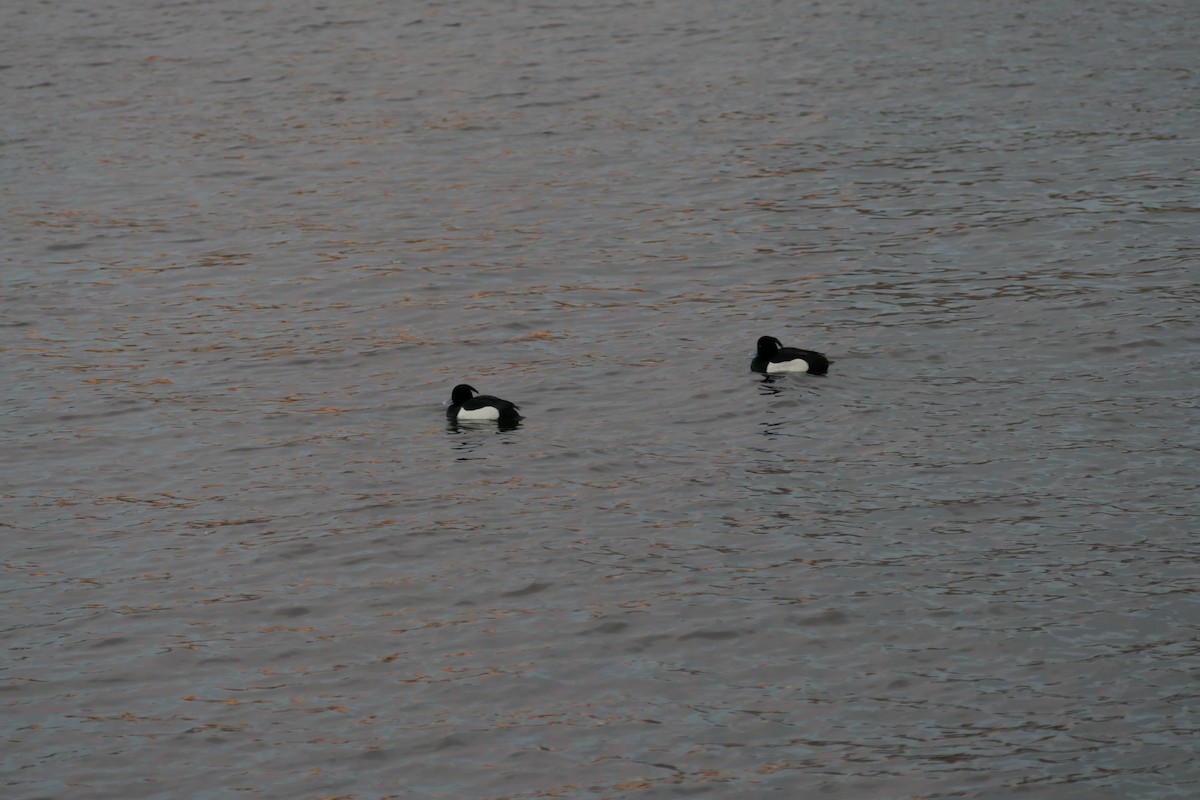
446, 418, 525, 459
446, 419, 525, 436
3, 0, 1197, 798
755, 373, 830, 394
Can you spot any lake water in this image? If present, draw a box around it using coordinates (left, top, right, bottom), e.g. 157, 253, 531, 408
3, 0, 1198, 798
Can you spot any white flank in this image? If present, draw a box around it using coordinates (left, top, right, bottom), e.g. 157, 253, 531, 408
457, 405, 501, 421
766, 358, 810, 373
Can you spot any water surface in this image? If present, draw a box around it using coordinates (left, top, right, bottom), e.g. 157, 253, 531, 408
3, 0, 1198, 798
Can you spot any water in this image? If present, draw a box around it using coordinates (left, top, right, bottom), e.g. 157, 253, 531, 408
3, 0, 1198, 797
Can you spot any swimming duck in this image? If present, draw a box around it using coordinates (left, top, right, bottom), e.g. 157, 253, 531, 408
751, 335, 830, 375
446, 384, 522, 422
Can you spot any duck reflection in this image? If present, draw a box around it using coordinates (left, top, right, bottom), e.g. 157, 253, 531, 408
756, 372, 828, 397
446, 418, 523, 435
757, 375, 785, 396
757, 419, 789, 437
445, 418, 522, 459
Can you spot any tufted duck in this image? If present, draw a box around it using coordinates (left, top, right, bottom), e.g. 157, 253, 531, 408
751, 336, 830, 375
446, 384, 522, 422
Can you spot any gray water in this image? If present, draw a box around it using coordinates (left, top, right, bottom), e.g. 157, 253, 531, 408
3, 1, 1198, 798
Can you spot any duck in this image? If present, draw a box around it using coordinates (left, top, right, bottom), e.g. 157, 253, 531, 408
446, 383, 521, 423
751, 335, 831, 375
